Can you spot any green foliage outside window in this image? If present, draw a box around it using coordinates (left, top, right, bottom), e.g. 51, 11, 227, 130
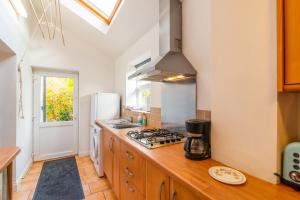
45, 77, 74, 122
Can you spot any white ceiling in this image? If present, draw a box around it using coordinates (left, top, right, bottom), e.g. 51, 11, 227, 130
58, 0, 159, 59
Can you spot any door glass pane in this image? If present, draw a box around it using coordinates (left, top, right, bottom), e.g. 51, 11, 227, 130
40, 76, 74, 122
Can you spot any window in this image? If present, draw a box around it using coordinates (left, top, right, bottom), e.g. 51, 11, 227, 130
40, 76, 74, 123
78, 0, 122, 25
126, 74, 151, 112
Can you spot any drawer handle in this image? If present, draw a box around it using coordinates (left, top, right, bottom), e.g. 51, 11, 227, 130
125, 167, 134, 177
125, 180, 135, 193
159, 181, 165, 200
171, 191, 177, 200
128, 187, 135, 193
125, 151, 134, 160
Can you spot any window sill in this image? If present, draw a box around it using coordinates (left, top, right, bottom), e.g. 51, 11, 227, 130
125, 107, 150, 114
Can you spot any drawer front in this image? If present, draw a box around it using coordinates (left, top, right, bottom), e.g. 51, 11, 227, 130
120, 142, 146, 194
120, 172, 144, 200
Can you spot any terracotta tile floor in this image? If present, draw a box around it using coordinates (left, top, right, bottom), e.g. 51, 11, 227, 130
13, 156, 117, 200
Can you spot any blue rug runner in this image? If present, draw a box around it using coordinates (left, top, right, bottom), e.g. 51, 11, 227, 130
33, 157, 84, 200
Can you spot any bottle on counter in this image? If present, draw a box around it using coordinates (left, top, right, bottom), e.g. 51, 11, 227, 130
137, 113, 143, 125
142, 113, 147, 126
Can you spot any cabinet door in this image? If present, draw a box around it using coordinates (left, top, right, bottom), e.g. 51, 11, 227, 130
146, 162, 169, 200
284, 0, 300, 85
112, 136, 120, 199
102, 128, 113, 185
170, 178, 203, 200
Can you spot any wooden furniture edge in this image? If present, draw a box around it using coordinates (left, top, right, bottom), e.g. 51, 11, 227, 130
0, 147, 21, 172
277, 0, 284, 92
77, 0, 122, 25
283, 84, 300, 92
277, 0, 300, 92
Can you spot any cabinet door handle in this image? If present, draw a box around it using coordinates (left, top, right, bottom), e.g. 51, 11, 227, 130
125, 167, 134, 177
125, 151, 134, 160
125, 180, 135, 193
171, 191, 177, 200
159, 181, 165, 200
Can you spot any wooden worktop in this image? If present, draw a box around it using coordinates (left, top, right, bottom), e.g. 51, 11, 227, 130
96, 120, 300, 200
0, 147, 20, 172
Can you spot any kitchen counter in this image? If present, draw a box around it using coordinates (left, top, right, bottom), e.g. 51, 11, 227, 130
96, 120, 299, 200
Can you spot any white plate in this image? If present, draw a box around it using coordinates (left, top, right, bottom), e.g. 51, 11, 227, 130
208, 166, 246, 185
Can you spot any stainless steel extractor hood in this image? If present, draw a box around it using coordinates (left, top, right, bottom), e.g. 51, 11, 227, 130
128, 0, 196, 82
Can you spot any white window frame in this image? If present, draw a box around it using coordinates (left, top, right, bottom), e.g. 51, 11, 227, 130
33, 71, 79, 128
126, 72, 151, 112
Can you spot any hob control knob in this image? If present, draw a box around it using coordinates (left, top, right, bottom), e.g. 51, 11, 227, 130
289, 171, 300, 182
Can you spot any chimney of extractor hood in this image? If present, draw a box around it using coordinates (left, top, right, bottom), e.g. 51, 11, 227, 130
128, 0, 196, 82
159, 0, 182, 55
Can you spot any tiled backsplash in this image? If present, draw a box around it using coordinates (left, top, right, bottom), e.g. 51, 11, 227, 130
197, 110, 211, 121
121, 106, 211, 127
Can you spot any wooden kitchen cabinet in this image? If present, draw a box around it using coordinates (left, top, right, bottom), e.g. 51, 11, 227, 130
146, 161, 169, 200
170, 178, 205, 200
120, 142, 146, 199
278, 0, 300, 91
102, 128, 120, 198
103, 128, 113, 184
112, 136, 120, 199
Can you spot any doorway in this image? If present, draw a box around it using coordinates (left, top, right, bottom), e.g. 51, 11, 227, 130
33, 71, 79, 161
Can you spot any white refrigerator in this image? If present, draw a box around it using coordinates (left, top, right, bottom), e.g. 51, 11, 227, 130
90, 92, 120, 176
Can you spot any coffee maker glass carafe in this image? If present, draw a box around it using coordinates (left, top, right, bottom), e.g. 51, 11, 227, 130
184, 119, 211, 160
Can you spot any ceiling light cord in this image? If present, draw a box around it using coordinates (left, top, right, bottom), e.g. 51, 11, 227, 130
29, 0, 45, 38
52, 0, 58, 39
58, 0, 65, 46
40, 0, 51, 39
29, 0, 65, 45
18, 0, 66, 119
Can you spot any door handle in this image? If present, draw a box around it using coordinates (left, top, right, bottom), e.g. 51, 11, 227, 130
159, 181, 165, 200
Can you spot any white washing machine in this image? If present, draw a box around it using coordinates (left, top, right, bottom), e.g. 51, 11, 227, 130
90, 125, 104, 177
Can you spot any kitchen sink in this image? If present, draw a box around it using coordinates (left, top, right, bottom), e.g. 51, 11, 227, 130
111, 124, 142, 129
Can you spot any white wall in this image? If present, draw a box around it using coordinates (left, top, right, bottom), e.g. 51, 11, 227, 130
28, 30, 115, 156
0, 56, 17, 148
182, 0, 212, 110
115, 24, 161, 108
0, 0, 33, 185
211, 0, 278, 183
16, 54, 33, 183
0, 0, 31, 55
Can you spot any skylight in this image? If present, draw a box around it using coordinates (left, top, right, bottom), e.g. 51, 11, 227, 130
78, 0, 122, 25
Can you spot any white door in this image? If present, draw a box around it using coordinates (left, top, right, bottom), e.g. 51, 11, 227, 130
33, 71, 79, 161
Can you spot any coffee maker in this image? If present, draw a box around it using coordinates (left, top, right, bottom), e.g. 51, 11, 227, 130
184, 119, 211, 160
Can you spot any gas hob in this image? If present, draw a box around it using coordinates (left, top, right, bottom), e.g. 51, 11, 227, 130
126, 128, 186, 149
